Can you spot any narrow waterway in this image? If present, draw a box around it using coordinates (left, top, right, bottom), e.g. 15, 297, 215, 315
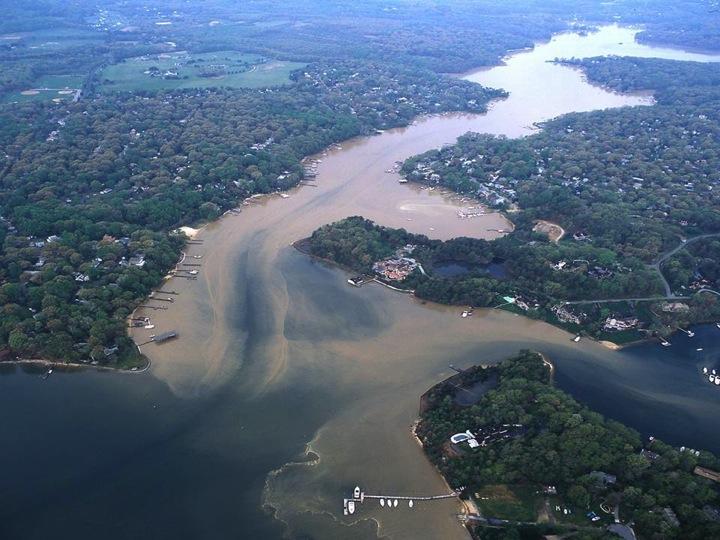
1, 25, 720, 540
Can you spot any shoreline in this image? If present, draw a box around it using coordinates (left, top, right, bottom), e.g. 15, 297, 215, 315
1, 356, 150, 373
293, 236, 676, 350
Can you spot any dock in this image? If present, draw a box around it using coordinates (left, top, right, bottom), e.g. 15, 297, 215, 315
152, 330, 178, 344
342, 485, 460, 515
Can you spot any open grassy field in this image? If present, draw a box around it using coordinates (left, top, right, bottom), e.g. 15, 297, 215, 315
2, 74, 84, 104
474, 484, 539, 522
0, 27, 104, 50
99, 51, 305, 92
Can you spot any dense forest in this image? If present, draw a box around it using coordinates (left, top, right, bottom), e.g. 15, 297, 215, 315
418, 351, 720, 539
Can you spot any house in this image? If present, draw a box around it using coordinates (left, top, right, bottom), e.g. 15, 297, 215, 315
128, 254, 146, 267
661, 302, 690, 313
590, 471, 617, 486
662, 507, 679, 528
640, 449, 660, 462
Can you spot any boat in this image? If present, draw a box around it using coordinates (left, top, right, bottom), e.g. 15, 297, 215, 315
144, 324, 155, 329
661, 341, 671, 347
704, 367, 709, 374
347, 501, 355, 515
717, 323, 720, 329
343, 499, 348, 516
714, 369, 717, 375
408, 500, 414, 508
697, 348, 704, 352
353, 486, 361, 499
710, 375, 716, 383
380, 499, 385, 507
394, 499, 398, 507
715, 379, 720, 386
461, 310, 468, 318
687, 331, 695, 337
573, 335, 581, 342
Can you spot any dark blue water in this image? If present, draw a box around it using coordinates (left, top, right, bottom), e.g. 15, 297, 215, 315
554, 323, 720, 453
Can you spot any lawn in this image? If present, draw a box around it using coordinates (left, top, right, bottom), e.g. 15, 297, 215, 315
99, 51, 305, 92
474, 484, 539, 522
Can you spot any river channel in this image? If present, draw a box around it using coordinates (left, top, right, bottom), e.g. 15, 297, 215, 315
2, 25, 720, 540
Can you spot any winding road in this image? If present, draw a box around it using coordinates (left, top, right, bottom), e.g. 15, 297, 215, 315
564, 233, 720, 306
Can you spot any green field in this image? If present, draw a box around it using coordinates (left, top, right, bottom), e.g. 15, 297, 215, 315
0, 27, 104, 49
3, 74, 84, 104
475, 485, 539, 522
99, 51, 305, 92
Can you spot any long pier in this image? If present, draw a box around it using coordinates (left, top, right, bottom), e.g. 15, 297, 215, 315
342, 486, 461, 515
363, 492, 459, 501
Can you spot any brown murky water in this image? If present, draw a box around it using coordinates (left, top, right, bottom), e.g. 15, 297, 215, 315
114, 25, 717, 539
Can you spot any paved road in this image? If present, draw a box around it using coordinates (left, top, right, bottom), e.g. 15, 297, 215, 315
564, 234, 720, 306
651, 233, 720, 297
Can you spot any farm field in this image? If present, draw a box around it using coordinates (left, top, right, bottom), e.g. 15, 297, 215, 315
99, 50, 305, 92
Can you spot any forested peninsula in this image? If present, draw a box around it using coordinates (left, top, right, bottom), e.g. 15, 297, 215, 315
418, 351, 720, 539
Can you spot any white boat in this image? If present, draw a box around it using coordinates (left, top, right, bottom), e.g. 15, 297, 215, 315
461, 311, 468, 318
714, 369, 717, 375
347, 501, 355, 515
353, 486, 361, 499
380, 499, 385, 507
704, 367, 709, 374
688, 331, 695, 337
408, 500, 414, 508
573, 335, 581, 342
710, 375, 716, 383
145, 324, 155, 329
661, 341, 671, 347
715, 379, 720, 386
716, 323, 720, 329
697, 348, 704, 352
343, 499, 348, 516
394, 499, 398, 507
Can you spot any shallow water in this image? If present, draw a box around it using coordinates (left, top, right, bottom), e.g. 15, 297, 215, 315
2, 25, 720, 540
